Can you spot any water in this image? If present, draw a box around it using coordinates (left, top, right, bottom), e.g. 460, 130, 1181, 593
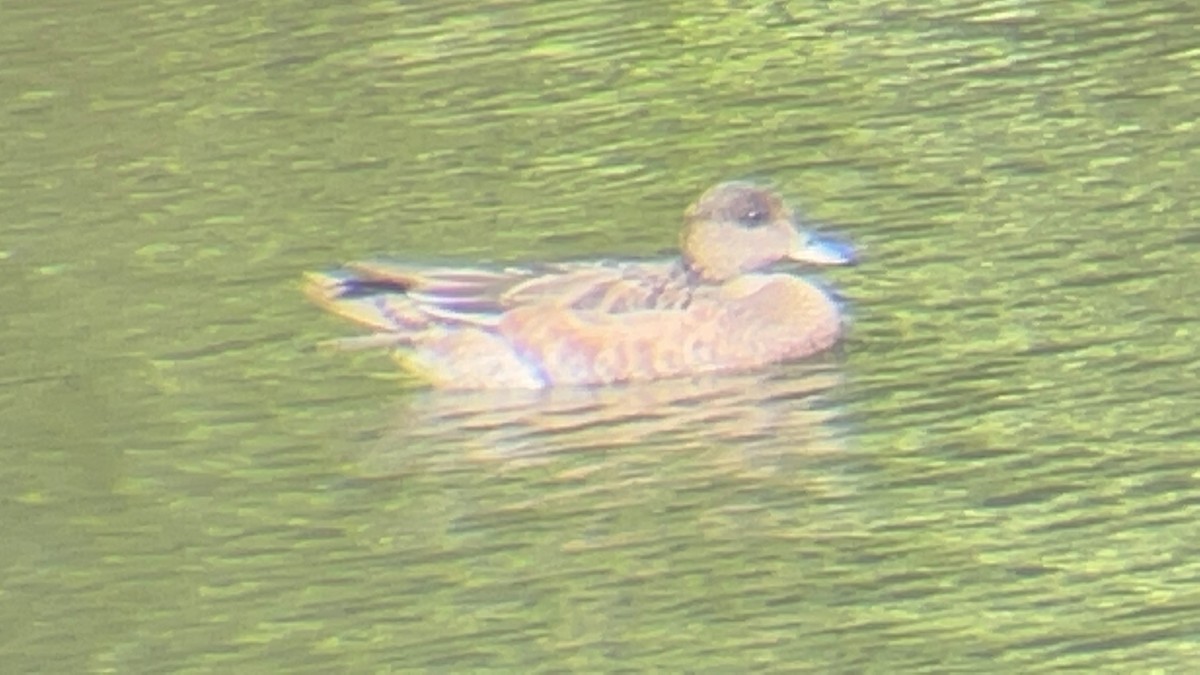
2, 0, 1198, 671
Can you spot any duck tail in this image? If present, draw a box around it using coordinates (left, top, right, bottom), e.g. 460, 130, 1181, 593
303, 270, 429, 332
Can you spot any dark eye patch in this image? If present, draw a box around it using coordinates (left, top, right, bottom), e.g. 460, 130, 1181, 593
730, 191, 773, 227
741, 208, 767, 226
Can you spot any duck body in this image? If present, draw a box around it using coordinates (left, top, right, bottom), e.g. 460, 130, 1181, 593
304, 182, 855, 389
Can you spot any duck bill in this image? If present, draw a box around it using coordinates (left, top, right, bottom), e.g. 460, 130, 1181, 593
787, 229, 857, 266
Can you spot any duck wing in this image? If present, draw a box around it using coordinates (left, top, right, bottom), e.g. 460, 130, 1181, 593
304, 258, 689, 334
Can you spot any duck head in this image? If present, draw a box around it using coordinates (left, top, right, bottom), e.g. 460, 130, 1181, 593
682, 182, 855, 282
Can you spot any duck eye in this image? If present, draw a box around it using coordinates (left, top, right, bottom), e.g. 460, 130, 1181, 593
739, 208, 768, 227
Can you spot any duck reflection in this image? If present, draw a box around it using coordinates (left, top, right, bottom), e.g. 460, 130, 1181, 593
351, 362, 848, 475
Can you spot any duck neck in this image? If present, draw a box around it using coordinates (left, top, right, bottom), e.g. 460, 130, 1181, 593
681, 254, 743, 285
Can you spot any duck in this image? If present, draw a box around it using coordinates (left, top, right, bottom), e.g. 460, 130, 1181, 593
303, 181, 855, 389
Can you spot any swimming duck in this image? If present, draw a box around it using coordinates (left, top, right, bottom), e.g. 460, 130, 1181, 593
304, 182, 855, 389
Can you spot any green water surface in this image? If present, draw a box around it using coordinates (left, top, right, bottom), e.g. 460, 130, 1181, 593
2, 0, 1198, 671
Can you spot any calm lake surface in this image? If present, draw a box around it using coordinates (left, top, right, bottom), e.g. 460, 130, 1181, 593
3, 0, 1198, 671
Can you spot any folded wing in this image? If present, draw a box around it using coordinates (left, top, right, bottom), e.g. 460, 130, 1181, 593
303, 258, 689, 338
